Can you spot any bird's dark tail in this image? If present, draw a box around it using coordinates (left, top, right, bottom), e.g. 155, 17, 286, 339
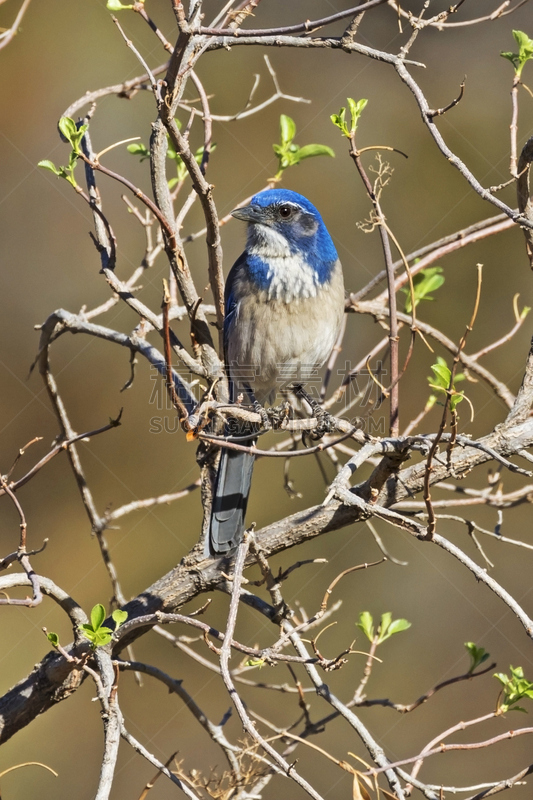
210, 446, 255, 555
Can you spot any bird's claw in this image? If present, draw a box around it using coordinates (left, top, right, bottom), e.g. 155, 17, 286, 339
266, 401, 291, 428
291, 383, 336, 441
309, 407, 336, 440
253, 400, 271, 432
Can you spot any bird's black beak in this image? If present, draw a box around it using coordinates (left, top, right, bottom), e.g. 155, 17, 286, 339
231, 204, 262, 223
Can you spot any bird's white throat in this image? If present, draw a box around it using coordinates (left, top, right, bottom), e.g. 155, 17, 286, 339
248, 224, 321, 302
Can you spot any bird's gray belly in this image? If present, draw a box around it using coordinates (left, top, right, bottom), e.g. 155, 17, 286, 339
227, 276, 344, 403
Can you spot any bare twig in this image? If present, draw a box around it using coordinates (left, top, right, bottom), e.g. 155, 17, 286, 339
196, 1, 388, 36
218, 537, 327, 800
121, 725, 202, 799
0, 0, 32, 51
116, 660, 240, 772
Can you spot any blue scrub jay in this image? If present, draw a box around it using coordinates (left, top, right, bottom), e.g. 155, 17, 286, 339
210, 188, 345, 555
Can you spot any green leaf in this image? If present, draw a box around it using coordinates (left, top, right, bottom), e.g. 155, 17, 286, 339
356, 611, 374, 642
465, 642, 490, 673
274, 116, 334, 178
107, 0, 134, 9
501, 50, 517, 68
428, 358, 465, 412
450, 392, 464, 412
513, 30, 533, 74
58, 116, 77, 143
245, 658, 266, 668
431, 357, 465, 385
79, 623, 114, 648
91, 603, 107, 632
385, 618, 411, 636
377, 613, 411, 643
379, 612, 392, 636
330, 108, 349, 136
331, 98, 368, 137
500, 30, 533, 76
357, 611, 410, 644
127, 142, 150, 162
58, 117, 87, 155
92, 630, 114, 647
47, 631, 59, 646
63, 173, 79, 188
68, 150, 79, 172
80, 623, 96, 635
494, 665, 533, 712
112, 609, 128, 628
294, 144, 335, 162
430, 363, 451, 388
280, 114, 296, 147
347, 97, 368, 134
402, 266, 444, 313
38, 159, 61, 176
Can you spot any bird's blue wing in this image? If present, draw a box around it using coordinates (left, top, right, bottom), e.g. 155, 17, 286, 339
223, 252, 247, 351
223, 251, 247, 399
210, 251, 255, 556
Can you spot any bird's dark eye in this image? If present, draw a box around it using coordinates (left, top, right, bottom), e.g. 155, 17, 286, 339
278, 205, 293, 219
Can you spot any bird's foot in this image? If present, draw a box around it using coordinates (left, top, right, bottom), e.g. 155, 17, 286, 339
309, 406, 336, 440
252, 400, 271, 432
292, 384, 336, 441
266, 401, 291, 428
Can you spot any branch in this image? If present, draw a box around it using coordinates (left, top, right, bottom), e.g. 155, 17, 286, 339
197, 1, 388, 36
517, 135, 533, 266
351, 298, 516, 407
36, 309, 198, 416
0, 0, 32, 51
163, 118, 225, 337
217, 537, 327, 800
92, 651, 122, 800
116, 659, 240, 772
205, 34, 425, 68
121, 725, 202, 799
3, 379, 533, 742
0, 414, 123, 498
394, 60, 533, 230
63, 63, 169, 119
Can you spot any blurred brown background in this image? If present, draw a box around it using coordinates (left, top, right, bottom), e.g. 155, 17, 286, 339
1, 1, 533, 797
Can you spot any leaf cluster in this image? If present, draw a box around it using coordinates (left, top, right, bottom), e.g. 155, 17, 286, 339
106, 0, 134, 10
273, 114, 334, 180
428, 357, 465, 412
494, 665, 533, 713
46, 604, 128, 651
464, 642, 490, 674
331, 98, 368, 138
501, 30, 533, 77
356, 611, 411, 644
79, 604, 128, 649
402, 266, 444, 313
38, 116, 87, 187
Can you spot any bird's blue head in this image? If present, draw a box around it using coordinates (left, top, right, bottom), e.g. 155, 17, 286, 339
231, 189, 338, 288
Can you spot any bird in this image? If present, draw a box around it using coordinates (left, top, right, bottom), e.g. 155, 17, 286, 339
209, 188, 345, 555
